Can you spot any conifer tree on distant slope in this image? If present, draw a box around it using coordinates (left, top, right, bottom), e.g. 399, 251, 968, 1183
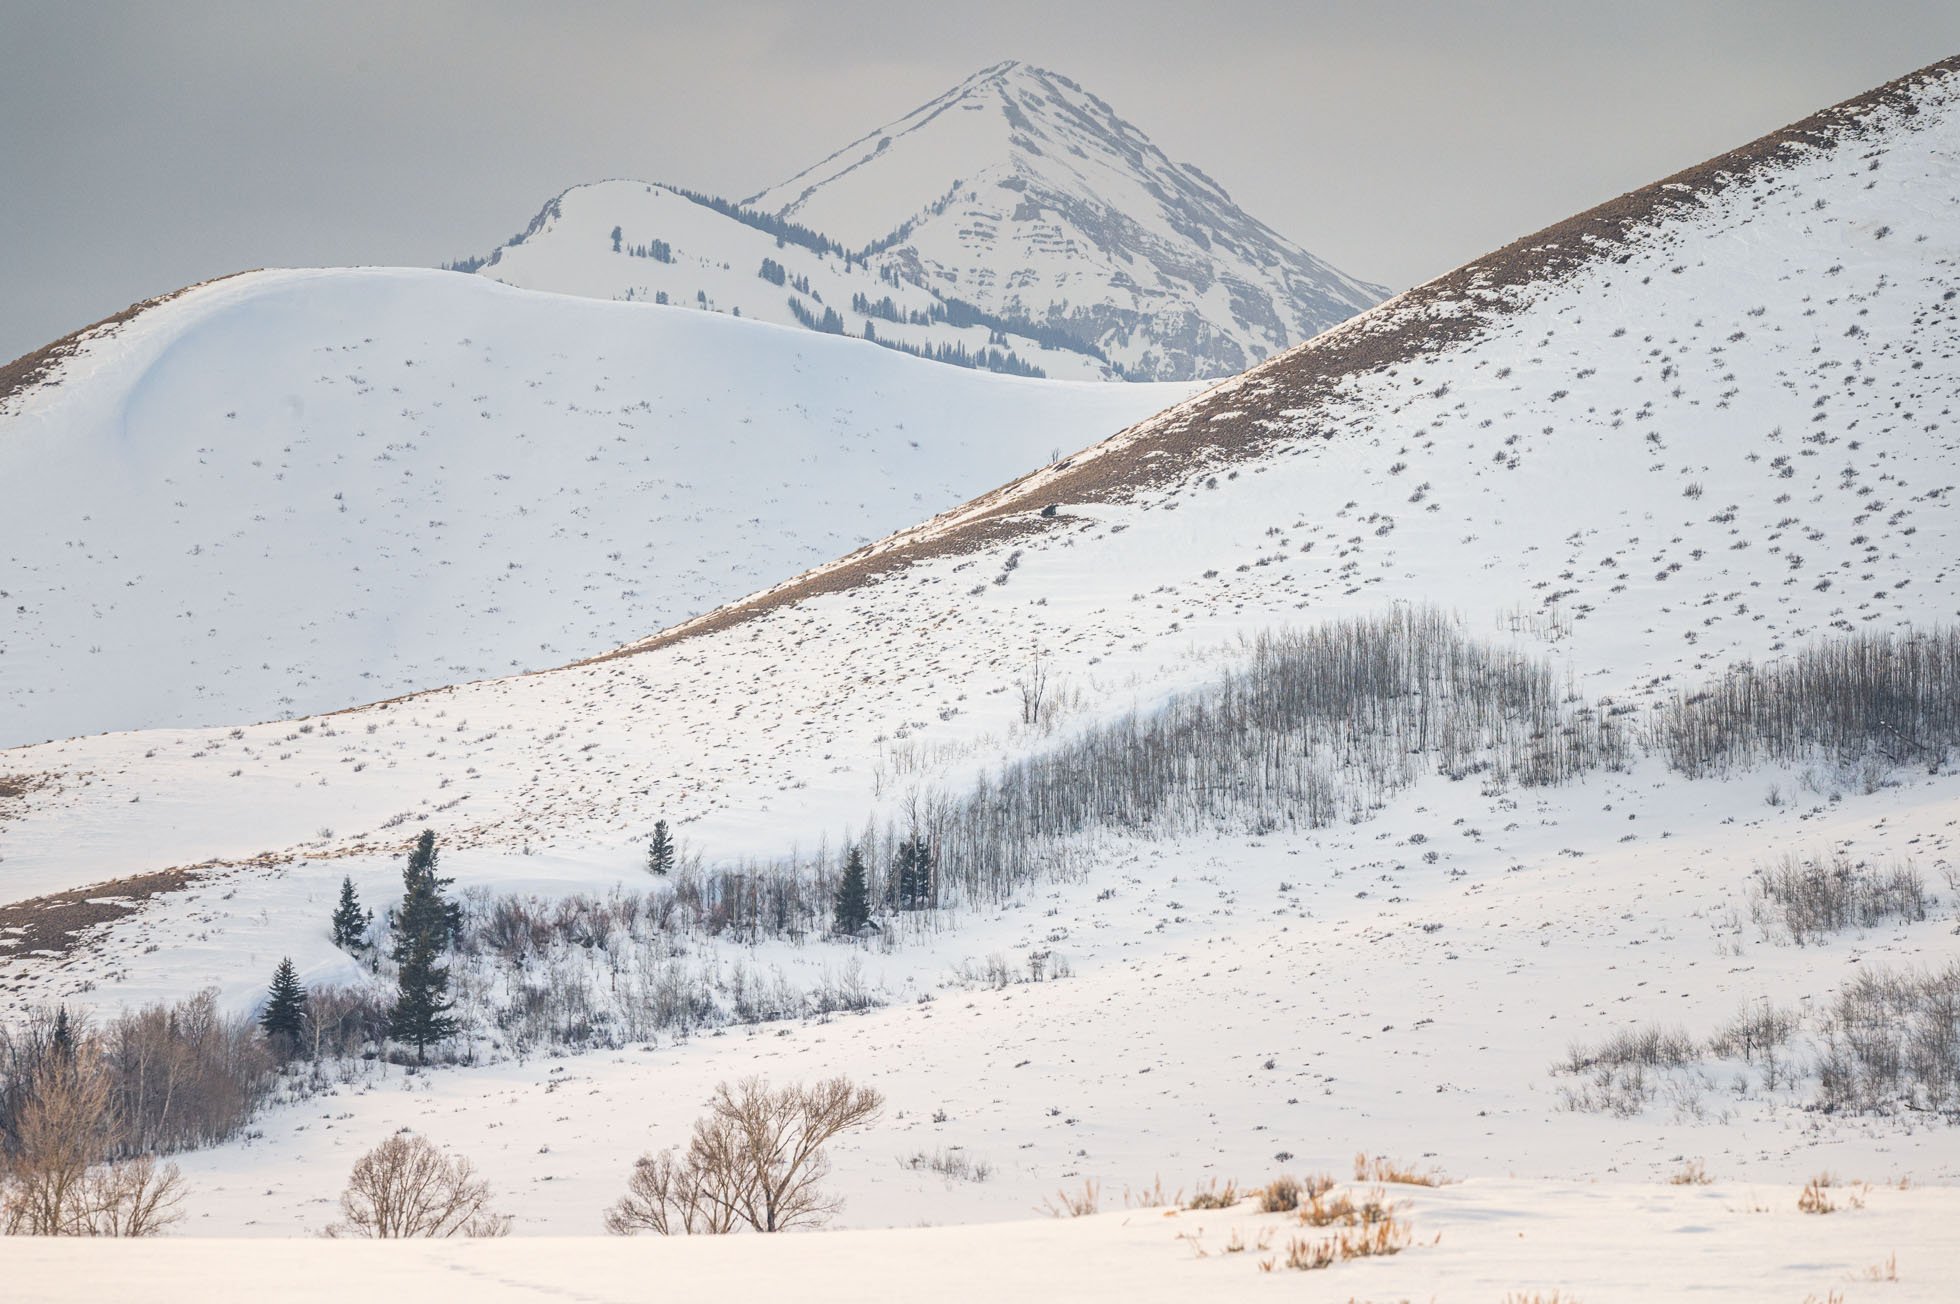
388, 930, 457, 1064
387, 828, 462, 1062
331, 875, 373, 950
646, 820, 676, 876
833, 847, 871, 935
391, 828, 460, 961
261, 957, 307, 1049
890, 834, 934, 911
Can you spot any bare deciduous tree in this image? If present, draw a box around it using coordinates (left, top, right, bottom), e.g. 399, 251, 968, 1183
0, 1051, 183, 1236
329, 1133, 511, 1238
74, 1155, 185, 1237
602, 1148, 738, 1235
1015, 649, 1050, 726
605, 1075, 883, 1235
1, 1051, 114, 1235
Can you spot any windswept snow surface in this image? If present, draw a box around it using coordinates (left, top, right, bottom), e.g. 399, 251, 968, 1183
2, 53, 1960, 1279
0, 267, 1192, 745
474, 62, 1386, 381
13, 1181, 1960, 1303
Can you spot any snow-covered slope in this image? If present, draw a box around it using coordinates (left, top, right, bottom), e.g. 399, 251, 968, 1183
0, 268, 1191, 745
749, 60, 1386, 379
473, 179, 1110, 379
472, 62, 1386, 381
4, 53, 1960, 1258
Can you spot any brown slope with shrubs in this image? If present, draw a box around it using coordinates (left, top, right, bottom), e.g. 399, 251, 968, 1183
581, 52, 1960, 666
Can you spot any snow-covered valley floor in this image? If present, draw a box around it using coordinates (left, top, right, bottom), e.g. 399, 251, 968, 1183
10, 1177, 1958, 1304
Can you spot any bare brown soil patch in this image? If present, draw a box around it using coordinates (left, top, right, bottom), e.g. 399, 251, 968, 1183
0, 770, 55, 821
0, 867, 200, 962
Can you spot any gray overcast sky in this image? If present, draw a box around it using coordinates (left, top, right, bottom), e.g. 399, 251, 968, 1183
3, 1, 1958, 361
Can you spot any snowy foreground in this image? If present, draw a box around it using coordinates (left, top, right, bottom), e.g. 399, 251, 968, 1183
9, 1180, 1958, 1303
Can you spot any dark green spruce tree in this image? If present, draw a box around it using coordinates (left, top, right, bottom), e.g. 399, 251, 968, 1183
388, 927, 458, 1063
646, 819, 676, 876
891, 834, 933, 911
261, 957, 307, 1050
330, 875, 372, 950
391, 828, 460, 961
50, 1005, 75, 1062
833, 847, 871, 935
388, 829, 461, 1062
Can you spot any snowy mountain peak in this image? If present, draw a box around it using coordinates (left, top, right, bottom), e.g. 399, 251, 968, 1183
745, 59, 1391, 378
749, 58, 1238, 246
467, 64, 1385, 381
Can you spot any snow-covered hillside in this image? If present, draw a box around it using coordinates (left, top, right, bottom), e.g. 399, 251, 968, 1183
470, 61, 1385, 381
0, 268, 1190, 745
4, 51, 1960, 1275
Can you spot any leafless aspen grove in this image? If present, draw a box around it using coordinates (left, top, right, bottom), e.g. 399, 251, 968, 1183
4, 610, 1960, 1213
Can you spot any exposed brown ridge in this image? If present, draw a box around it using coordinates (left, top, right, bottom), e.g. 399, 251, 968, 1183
0, 270, 257, 413
574, 53, 1958, 666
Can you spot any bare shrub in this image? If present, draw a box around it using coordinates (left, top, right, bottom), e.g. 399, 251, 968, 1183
302, 986, 391, 1063
897, 1148, 991, 1183
1815, 962, 1960, 1112
1260, 1174, 1302, 1213
606, 1076, 883, 1235
329, 1133, 511, 1237
1751, 852, 1928, 944
1669, 1158, 1712, 1186
1706, 1001, 1798, 1061
1561, 1025, 1699, 1074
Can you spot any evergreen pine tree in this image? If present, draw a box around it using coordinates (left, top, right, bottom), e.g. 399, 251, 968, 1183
611, 224, 623, 253
891, 834, 934, 911
833, 847, 871, 935
646, 820, 676, 876
261, 956, 307, 1048
50, 1005, 74, 1062
387, 928, 458, 1063
392, 829, 460, 962
330, 875, 372, 950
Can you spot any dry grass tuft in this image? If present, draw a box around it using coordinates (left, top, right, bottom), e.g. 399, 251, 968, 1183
1354, 1151, 1450, 1186
1798, 1176, 1835, 1215
1120, 1175, 1179, 1210
1260, 1174, 1302, 1213
1279, 1202, 1414, 1271
1040, 1178, 1101, 1218
1668, 1158, 1712, 1186
1184, 1178, 1241, 1211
